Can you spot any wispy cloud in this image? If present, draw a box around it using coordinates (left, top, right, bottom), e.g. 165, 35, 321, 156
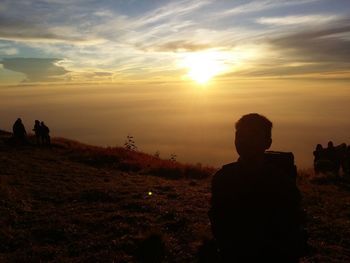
221, 0, 319, 16
130, 0, 210, 28
271, 19, 350, 63
151, 40, 212, 52
257, 14, 341, 26
0, 15, 104, 44
227, 17, 350, 77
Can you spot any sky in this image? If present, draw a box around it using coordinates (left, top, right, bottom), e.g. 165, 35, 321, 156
1, 0, 350, 83
1, 0, 350, 168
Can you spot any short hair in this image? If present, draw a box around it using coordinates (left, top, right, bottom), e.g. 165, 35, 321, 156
235, 113, 272, 139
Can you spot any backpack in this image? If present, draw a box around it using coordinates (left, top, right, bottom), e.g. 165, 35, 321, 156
265, 151, 297, 182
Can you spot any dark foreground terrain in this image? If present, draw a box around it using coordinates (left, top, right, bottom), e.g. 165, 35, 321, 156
1, 131, 349, 262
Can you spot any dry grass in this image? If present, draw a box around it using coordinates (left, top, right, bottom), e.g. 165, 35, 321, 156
0, 131, 350, 262
54, 137, 215, 179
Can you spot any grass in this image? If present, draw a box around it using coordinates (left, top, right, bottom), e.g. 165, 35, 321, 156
0, 131, 350, 262
54, 137, 215, 179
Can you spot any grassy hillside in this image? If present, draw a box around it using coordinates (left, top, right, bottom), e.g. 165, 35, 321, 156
0, 131, 349, 262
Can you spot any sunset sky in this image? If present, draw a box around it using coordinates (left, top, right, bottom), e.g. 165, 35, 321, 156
1, 0, 350, 168
1, 0, 349, 84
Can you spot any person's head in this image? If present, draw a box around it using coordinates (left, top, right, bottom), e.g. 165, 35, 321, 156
235, 113, 272, 160
316, 144, 323, 151
328, 141, 334, 148
35, 120, 40, 124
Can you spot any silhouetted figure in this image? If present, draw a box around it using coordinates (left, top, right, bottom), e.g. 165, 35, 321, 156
325, 141, 339, 175
12, 118, 27, 144
342, 146, 350, 177
313, 144, 323, 174
40, 121, 50, 145
33, 120, 42, 145
313, 144, 323, 162
313, 142, 347, 175
209, 113, 307, 263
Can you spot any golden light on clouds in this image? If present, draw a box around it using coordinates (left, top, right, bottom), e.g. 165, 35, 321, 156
179, 47, 261, 84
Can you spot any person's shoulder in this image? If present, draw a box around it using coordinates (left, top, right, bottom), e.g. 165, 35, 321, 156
222, 162, 241, 174
212, 162, 239, 183
218, 162, 239, 174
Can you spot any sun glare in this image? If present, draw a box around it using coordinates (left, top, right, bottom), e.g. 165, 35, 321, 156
182, 51, 228, 84
177, 46, 261, 85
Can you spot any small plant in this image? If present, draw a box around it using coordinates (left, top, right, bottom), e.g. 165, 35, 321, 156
169, 153, 177, 162
124, 135, 137, 151
154, 151, 160, 159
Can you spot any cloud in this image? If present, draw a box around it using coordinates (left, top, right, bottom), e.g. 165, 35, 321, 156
231, 61, 350, 78
0, 16, 104, 44
149, 40, 212, 52
0, 58, 69, 82
270, 20, 350, 63
257, 14, 340, 26
93, 72, 113, 77
0, 0, 209, 46
0, 47, 18, 55
226, 17, 350, 77
130, 0, 210, 28
39, 0, 86, 4
221, 0, 319, 16
1, 0, 348, 82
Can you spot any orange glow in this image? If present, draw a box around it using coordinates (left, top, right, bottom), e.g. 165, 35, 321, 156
181, 51, 229, 84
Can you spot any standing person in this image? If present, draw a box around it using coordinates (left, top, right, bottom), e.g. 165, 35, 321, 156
33, 120, 42, 145
325, 141, 338, 175
12, 118, 27, 143
313, 144, 323, 174
343, 146, 350, 177
209, 113, 307, 263
40, 121, 51, 146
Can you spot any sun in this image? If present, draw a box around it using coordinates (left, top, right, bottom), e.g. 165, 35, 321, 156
181, 50, 228, 84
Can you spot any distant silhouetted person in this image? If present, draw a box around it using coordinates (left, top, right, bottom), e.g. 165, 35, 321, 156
12, 118, 27, 143
313, 144, 324, 174
325, 141, 338, 175
339, 144, 350, 176
33, 120, 42, 145
344, 146, 350, 177
326, 141, 335, 159
209, 113, 307, 263
313, 144, 323, 161
40, 121, 50, 145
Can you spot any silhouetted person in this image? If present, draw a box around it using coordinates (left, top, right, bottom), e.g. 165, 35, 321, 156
33, 120, 42, 145
325, 141, 338, 175
343, 146, 350, 177
337, 143, 347, 176
313, 144, 323, 162
313, 144, 323, 174
12, 118, 27, 143
209, 113, 307, 263
40, 121, 50, 145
